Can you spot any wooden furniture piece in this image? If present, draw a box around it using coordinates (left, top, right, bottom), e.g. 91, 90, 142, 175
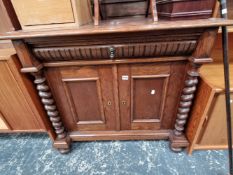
10, 0, 92, 30
0, 0, 21, 32
186, 64, 233, 154
0, 47, 55, 140
94, 0, 158, 25
156, 0, 216, 20
186, 1, 233, 154
1, 17, 232, 154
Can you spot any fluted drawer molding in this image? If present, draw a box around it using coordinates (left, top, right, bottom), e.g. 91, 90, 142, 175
32, 41, 197, 61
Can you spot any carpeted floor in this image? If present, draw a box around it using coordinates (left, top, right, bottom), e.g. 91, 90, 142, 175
0, 133, 229, 175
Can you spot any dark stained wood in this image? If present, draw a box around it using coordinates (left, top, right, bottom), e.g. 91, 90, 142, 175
99, 0, 148, 20
192, 28, 219, 58
157, 0, 216, 20
12, 40, 41, 69
43, 57, 187, 67
161, 62, 187, 129
32, 40, 197, 62
0, 18, 232, 40
129, 63, 170, 130
46, 65, 117, 132
4, 14, 233, 153
32, 70, 70, 154
70, 130, 170, 141
118, 63, 186, 131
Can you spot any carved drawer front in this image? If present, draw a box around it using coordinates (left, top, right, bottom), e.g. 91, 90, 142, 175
32, 41, 197, 62
46, 66, 117, 131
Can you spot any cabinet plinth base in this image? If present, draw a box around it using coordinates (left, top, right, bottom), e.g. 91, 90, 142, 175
69, 130, 170, 141
169, 131, 189, 152
53, 136, 71, 154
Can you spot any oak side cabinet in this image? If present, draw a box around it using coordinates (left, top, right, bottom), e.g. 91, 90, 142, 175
2, 18, 233, 153
186, 64, 233, 154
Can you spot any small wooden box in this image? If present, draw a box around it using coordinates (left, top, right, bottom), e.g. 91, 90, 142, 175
99, 0, 148, 19
11, 0, 92, 30
157, 0, 216, 20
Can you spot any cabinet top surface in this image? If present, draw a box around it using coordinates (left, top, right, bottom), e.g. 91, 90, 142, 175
0, 17, 233, 40
200, 64, 233, 91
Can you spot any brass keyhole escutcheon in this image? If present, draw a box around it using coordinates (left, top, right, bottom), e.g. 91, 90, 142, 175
121, 101, 126, 105
107, 101, 112, 106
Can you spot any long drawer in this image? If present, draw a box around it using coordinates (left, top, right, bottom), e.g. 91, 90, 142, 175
32, 41, 197, 62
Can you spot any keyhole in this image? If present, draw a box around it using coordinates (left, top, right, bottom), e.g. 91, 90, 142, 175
122, 101, 126, 105
107, 101, 112, 106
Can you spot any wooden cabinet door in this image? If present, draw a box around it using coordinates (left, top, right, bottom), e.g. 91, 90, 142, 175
46, 65, 117, 131
118, 63, 185, 130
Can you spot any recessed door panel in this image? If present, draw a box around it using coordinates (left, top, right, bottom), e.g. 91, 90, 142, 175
64, 79, 104, 124
118, 63, 171, 130
132, 76, 168, 121
46, 66, 117, 131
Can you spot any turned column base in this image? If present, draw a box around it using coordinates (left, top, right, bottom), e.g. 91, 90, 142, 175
53, 136, 71, 154
169, 131, 189, 152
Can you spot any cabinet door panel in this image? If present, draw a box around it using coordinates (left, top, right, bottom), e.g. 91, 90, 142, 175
46, 66, 117, 131
64, 79, 104, 124
118, 63, 170, 130
132, 76, 168, 121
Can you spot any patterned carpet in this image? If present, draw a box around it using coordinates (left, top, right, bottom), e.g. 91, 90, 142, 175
0, 133, 229, 175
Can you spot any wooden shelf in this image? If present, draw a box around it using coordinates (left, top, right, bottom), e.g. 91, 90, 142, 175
0, 17, 233, 40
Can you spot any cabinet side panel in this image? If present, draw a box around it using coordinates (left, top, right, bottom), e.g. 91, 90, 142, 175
161, 62, 187, 129
186, 79, 214, 153
0, 60, 41, 130
198, 93, 233, 146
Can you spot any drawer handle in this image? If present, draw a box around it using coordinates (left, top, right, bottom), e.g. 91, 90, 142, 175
107, 101, 112, 106
109, 47, 115, 59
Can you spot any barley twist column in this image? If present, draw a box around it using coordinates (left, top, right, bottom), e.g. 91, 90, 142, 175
33, 72, 70, 154
174, 70, 199, 136
170, 62, 201, 152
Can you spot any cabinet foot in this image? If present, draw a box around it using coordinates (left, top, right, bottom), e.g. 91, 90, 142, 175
170, 146, 183, 153
53, 136, 71, 154
58, 148, 70, 154
169, 131, 189, 152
